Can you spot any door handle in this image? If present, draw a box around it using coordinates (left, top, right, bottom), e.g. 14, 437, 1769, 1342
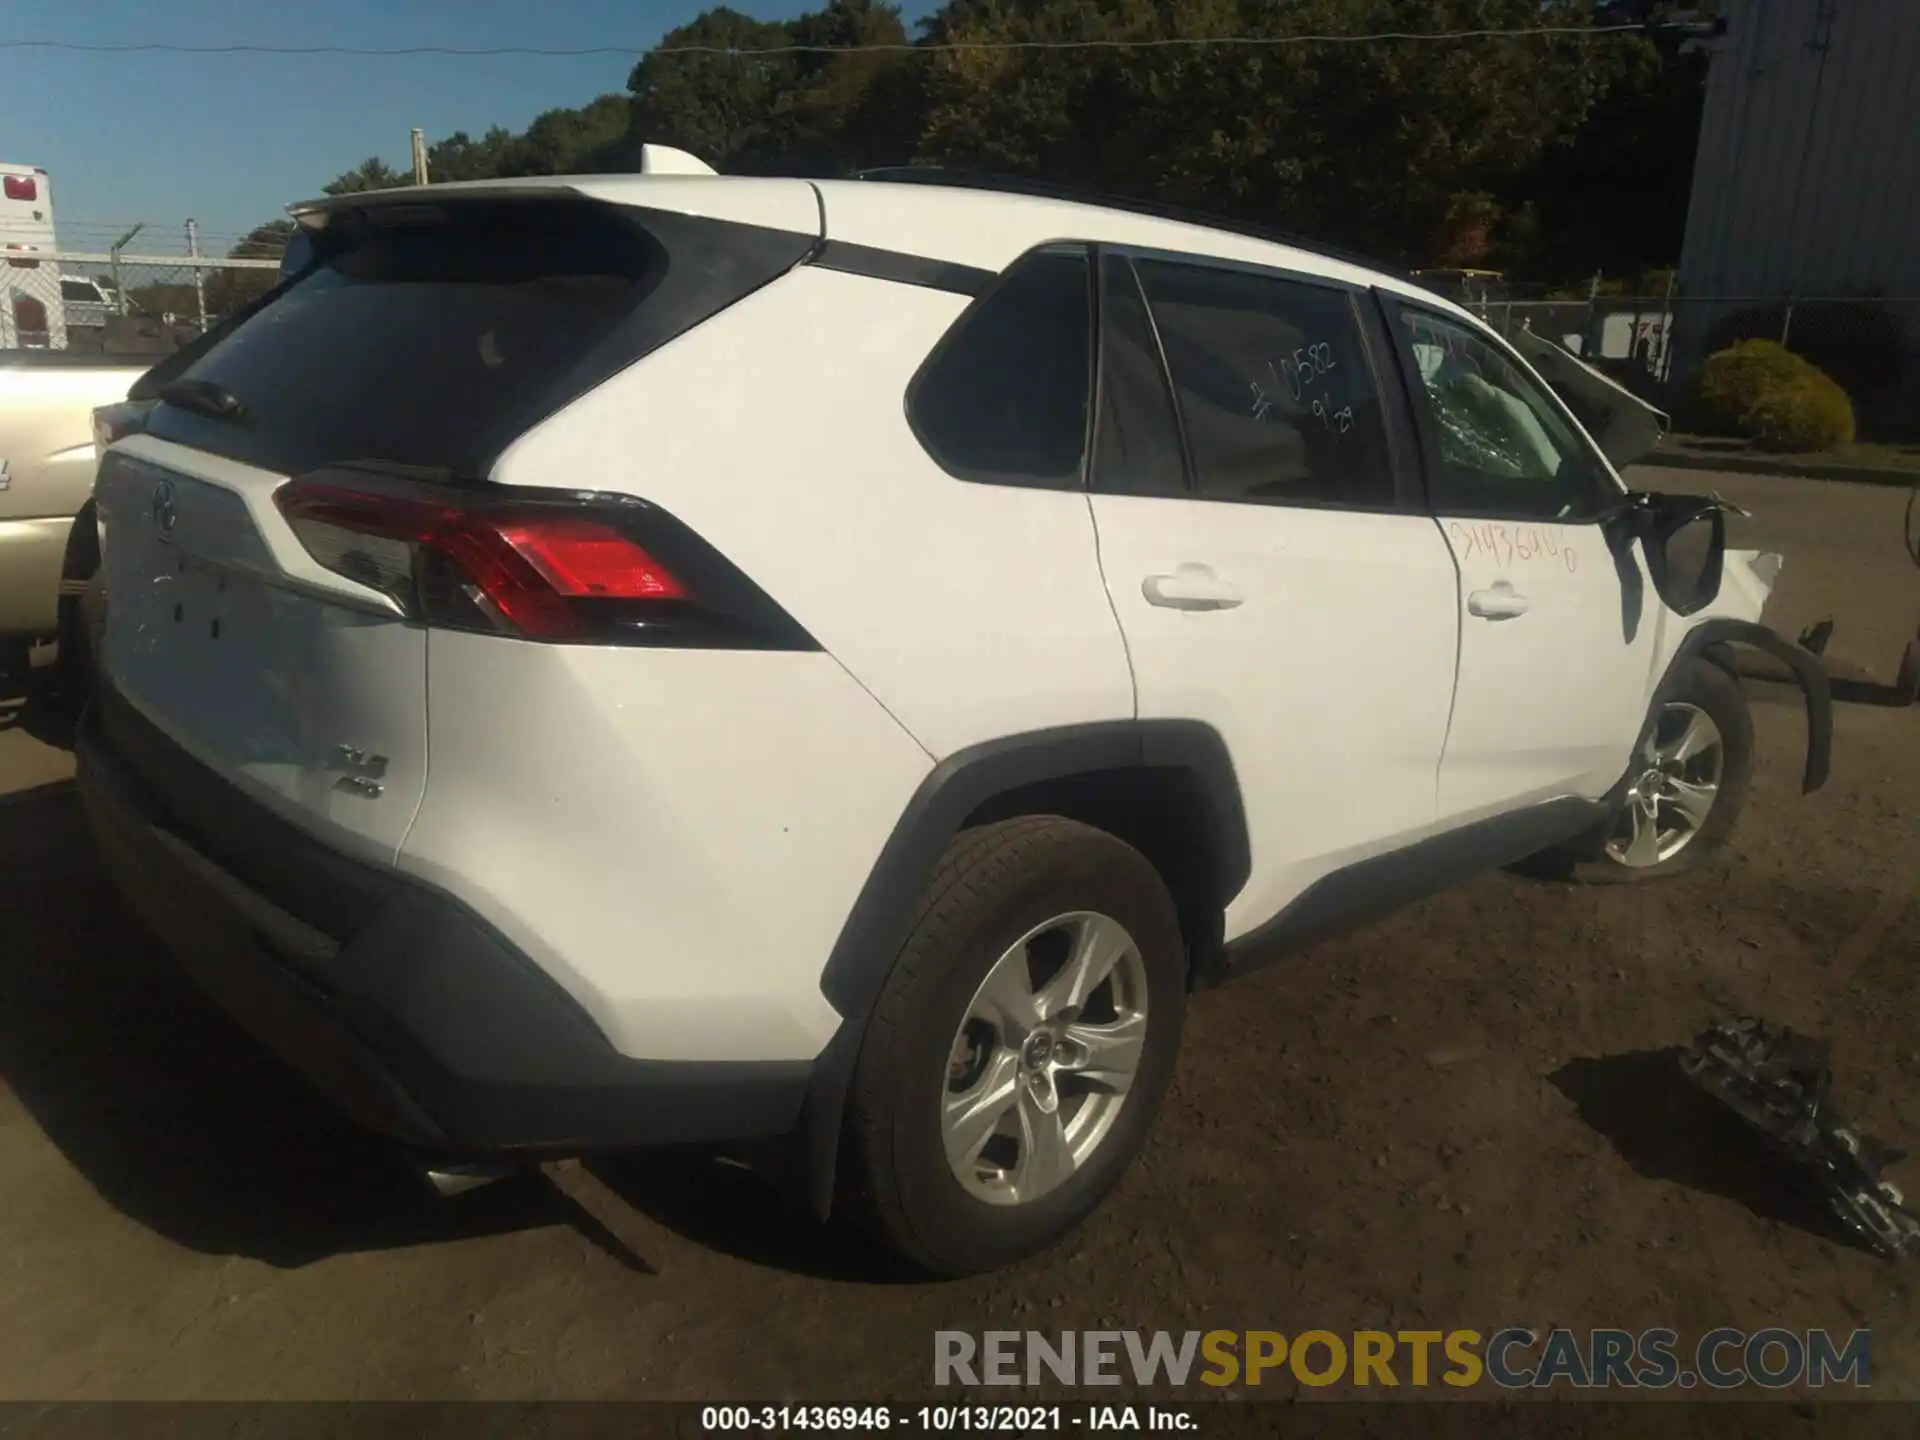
1467, 583, 1531, 620
1142, 565, 1243, 611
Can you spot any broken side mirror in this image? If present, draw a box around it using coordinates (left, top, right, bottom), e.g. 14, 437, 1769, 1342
1603, 491, 1742, 617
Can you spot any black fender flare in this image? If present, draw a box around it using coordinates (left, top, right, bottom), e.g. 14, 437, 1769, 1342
1662, 618, 1831, 794
58, 497, 101, 582
800, 720, 1250, 1219
55, 499, 103, 669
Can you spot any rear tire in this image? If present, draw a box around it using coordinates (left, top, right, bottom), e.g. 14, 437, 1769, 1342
1563, 658, 1754, 884
840, 816, 1187, 1277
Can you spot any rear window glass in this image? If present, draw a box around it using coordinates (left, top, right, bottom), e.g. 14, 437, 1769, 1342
907, 246, 1093, 489
146, 200, 814, 478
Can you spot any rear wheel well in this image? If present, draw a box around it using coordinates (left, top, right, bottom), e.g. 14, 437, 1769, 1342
61, 499, 100, 579
55, 500, 103, 695
962, 767, 1226, 986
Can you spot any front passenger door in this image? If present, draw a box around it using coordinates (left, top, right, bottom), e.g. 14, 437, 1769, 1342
1388, 303, 1658, 825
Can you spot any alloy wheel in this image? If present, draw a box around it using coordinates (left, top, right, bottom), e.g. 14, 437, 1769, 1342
1606, 701, 1725, 867
941, 911, 1150, 1206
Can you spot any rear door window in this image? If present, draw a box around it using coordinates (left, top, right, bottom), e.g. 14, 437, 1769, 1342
907, 246, 1093, 489
1133, 259, 1395, 510
1090, 253, 1187, 497
145, 199, 817, 478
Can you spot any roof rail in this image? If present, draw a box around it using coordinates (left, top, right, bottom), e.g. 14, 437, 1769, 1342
849, 167, 1408, 281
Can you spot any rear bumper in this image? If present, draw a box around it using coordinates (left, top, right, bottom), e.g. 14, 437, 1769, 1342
75, 689, 814, 1157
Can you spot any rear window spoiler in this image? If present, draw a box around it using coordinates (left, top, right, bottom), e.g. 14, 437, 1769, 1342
285, 147, 720, 231
287, 178, 601, 230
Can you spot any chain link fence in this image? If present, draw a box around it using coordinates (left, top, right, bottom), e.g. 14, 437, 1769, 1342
2, 251, 282, 356
1417, 276, 1920, 436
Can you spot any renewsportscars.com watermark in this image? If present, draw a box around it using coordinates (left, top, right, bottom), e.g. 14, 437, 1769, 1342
934, 1328, 1871, 1390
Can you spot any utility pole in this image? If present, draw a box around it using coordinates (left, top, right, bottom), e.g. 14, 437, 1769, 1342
411, 128, 430, 185
109, 223, 143, 315
185, 218, 207, 333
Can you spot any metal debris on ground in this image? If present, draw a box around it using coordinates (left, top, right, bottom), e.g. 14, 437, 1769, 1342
1680, 1016, 1920, 1259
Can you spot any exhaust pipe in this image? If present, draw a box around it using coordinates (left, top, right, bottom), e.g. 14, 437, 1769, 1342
424, 1163, 516, 1197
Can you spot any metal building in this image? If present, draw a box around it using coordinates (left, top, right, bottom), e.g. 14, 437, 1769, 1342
1680, 0, 1919, 296
1674, 0, 1920, 392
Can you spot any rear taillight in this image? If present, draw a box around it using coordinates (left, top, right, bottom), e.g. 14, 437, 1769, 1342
3, 175, 35, 202
274, 472, 815, 650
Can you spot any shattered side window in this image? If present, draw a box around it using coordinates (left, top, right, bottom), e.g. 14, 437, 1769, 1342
1399, 309, 1605, 521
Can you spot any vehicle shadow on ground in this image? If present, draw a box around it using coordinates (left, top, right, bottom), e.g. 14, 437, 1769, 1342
1549, 1048, 1878, 1255
0, 671, 77, 750
0, 781, 881, 1279
0, 782, 583, 1268
596, 1148, 912, 1284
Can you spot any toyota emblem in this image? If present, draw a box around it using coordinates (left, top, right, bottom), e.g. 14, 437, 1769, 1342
150, 478, 178, 535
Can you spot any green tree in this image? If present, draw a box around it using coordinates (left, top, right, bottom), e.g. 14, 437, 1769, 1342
495, 94, 635, 175
428, 127, 518, 182
774, 1, 921, 173
305, 0, 1707, 280
912, 0, 1634, 264
206, 219, 294, 317
322, 156, 409, 196
1499, 4, 1712, 278
626, 7, 805, 172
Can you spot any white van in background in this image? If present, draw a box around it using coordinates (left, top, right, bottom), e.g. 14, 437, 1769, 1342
2, 162, 67, 349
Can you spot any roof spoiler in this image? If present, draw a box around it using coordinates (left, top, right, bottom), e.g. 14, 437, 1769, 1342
283, 147, 720, 231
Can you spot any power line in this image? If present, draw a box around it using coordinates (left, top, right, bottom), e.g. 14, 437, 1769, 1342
0, 26, 1643, 59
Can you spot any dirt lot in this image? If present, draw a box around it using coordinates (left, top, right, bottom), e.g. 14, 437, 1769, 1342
0, 467, 1914, 1404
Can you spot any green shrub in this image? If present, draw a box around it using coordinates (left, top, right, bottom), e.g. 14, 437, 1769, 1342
1701, 302, 1908, 403
1690, 340, 1856, 452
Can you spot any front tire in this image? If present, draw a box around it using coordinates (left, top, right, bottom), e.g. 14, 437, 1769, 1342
840, 816, 1187, 1276
1574, 658, 1754, 883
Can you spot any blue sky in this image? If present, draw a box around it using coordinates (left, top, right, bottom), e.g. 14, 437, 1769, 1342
2, 0, 938, 257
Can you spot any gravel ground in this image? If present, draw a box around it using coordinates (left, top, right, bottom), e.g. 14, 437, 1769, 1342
0, 467, 1913, 1403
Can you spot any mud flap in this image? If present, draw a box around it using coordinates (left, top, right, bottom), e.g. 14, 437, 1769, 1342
1678, 618, 1832, 793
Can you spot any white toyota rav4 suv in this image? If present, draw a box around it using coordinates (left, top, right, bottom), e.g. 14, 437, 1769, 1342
78, 156, 1830, 1277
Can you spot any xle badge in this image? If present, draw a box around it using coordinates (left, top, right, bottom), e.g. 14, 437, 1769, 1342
330, 745, 389, 798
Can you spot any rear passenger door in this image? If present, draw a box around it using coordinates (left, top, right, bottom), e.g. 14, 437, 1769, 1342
1086, 252, 1461, 943
1383, 302, 1656, 823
